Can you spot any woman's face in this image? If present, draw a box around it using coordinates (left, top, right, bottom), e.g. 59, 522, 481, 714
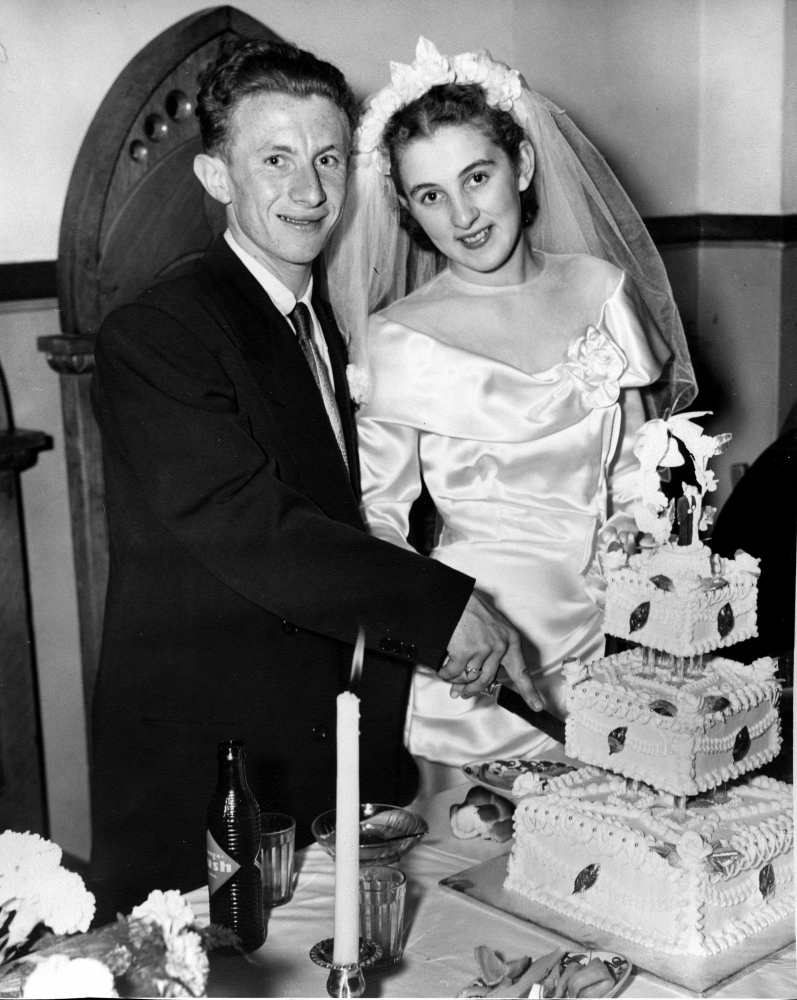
396, 124, 533, 285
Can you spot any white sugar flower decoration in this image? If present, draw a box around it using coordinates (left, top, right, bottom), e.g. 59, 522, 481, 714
130, 889, 196, 940
677, 829, 713, 869
631, 500, 673, 544
22, 955, 117, 999
733, 550, 761, 576
356, 38, 523, 173
346, 363, 372, 405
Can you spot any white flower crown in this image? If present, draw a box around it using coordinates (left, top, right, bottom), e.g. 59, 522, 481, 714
356, 37, 523, 174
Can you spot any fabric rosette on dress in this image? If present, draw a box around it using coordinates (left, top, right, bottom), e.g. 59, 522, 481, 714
563, 327, 627, 409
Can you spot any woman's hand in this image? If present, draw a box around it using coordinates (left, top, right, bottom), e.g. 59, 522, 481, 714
439, 591, 543, 709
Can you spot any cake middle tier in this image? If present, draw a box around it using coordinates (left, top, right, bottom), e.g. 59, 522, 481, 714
564, 651, 780, 796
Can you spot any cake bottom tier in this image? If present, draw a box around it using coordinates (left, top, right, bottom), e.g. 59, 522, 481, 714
505, 773, 794, 956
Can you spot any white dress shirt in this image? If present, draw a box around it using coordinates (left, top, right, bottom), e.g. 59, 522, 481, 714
224, 230, 335, 388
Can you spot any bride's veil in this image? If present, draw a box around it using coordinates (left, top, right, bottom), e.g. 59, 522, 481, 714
326, 41, 696, 415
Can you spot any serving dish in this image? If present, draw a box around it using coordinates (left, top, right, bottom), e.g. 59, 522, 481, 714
462, 757, 579, 798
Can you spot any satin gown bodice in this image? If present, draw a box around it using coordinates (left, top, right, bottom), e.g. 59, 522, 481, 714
358, 253, 669, 767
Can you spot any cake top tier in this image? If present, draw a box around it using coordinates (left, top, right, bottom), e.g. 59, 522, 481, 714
630, 411, 731, 546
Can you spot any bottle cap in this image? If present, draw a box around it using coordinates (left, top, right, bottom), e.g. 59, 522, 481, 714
217, 740, 246, 760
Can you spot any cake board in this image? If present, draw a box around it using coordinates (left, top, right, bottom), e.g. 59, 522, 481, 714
439, 853, 795, 997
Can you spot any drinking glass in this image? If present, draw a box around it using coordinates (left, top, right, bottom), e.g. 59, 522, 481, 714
260, 812, 295, 908
359, 865, 406, 967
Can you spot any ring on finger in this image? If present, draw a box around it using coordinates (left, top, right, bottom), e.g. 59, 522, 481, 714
463, 665, 481, 680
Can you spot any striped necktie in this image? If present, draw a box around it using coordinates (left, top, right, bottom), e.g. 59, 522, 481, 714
289, 302, 349, 470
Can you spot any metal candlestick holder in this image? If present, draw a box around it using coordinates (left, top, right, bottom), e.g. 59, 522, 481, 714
310, 938, 382, 998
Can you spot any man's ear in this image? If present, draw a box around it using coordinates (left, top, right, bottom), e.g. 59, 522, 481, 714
516, 139, 535, 193
193, 153, 232, 205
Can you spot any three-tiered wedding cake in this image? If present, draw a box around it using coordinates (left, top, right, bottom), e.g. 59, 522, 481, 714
505, 414, 794, 956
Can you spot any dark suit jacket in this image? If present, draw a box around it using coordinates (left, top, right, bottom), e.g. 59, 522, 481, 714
89, 236, 473, 920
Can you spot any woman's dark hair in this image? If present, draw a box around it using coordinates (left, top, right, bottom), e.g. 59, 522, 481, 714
197, 38, 359, 157
381, 82, 538, 250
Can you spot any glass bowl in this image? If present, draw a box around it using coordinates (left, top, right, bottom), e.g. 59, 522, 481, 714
311, 802, 427, 864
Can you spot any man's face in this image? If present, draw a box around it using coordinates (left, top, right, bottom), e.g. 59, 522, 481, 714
206, 92, 350, 290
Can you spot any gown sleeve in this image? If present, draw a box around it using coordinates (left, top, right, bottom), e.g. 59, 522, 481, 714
603, 268, 670, 522
357, 314, 424, 551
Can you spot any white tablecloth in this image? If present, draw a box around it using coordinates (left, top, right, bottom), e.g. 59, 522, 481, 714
185, 783, 796, 998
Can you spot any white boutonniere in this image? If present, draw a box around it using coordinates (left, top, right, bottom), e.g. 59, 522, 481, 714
346, 364, 371, 406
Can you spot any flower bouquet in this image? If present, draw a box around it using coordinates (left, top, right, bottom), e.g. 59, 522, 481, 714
0, 831, 235, 998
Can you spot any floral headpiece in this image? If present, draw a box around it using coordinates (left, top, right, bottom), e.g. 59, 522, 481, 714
356, 37, 523, 174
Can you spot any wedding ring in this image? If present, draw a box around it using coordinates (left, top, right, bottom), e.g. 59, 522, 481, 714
463, 665, 481, 680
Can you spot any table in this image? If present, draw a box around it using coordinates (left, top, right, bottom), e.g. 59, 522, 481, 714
185, 783, 796, 998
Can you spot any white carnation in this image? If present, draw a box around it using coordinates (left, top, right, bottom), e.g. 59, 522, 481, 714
164, 929, 209, 998
130, 889, 196, 938
23, 955, 117, 999
0, 833, 94, 947
0, 831, 62, 882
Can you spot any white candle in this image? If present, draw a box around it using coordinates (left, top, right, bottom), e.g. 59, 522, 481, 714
333, 689, 360, 965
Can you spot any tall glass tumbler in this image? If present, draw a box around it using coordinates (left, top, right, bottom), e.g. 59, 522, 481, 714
358, 865, 407, 967
260, 812, 296, 908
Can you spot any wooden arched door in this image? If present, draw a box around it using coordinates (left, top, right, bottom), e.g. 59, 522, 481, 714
38, 6, 279, 744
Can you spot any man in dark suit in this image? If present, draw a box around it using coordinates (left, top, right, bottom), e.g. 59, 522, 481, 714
89, 39, 540, 922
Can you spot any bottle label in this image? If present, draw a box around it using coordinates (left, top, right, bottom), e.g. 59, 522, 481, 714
206, 830, 241, 895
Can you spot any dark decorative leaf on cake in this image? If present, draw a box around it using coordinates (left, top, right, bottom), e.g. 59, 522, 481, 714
699, 574, 729, 592
759, 863, 775, 901
629, 602, 650, 632
607, 727, 627, 754
649, 699, 678, 716
649, 841, 679, 864
717, 603, 735, 638
572, 863, 600, 894
706, 695, 731, 713
650, 574, 675, 592
732, 726, 751, 762
708, 843, 742, 876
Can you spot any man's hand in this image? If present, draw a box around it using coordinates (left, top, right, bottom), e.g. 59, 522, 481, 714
438, 591, 543, 711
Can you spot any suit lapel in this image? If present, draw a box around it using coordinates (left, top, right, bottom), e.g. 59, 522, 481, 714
199, 238, 362, 524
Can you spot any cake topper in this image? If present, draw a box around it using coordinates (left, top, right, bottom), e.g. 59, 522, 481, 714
629, 411, 731, 544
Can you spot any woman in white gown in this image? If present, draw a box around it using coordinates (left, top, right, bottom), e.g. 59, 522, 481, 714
327, 40, 696, 784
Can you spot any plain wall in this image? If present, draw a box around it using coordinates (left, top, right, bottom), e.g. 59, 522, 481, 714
0, 0, 793, 860
0, 0, 793, 264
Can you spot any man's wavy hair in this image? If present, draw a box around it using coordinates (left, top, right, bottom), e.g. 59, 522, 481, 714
382, 82, 538, 252
197, 38, 359, 157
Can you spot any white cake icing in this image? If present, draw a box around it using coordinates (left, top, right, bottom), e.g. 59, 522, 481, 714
563, 651, 781, 796
506, 769, 794, 956
604, 541, 760, 657
505, 414, 792, 957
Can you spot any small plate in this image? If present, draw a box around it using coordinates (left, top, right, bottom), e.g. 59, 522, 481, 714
462, 757, 580, 798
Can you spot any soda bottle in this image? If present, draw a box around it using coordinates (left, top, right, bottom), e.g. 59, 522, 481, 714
206, 740, 266, 951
